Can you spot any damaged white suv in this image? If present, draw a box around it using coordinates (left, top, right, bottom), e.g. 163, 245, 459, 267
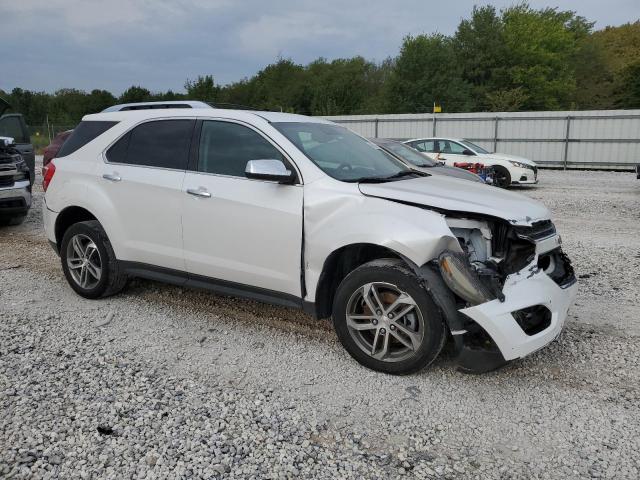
43, 104, 577, 374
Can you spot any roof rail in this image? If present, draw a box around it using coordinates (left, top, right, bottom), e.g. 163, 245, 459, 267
101, 100, 212, 112
207, 102, 261, 111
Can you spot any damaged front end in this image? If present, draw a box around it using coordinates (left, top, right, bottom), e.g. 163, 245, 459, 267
421, 216, 577, 373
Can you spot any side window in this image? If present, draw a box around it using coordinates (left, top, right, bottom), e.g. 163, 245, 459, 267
411, 141, 435, 153
447, 141, 469, 154
198, 121, 284, 177
107, 120, 194, 169
58, 121, 118, 157
0, 115, 29, 144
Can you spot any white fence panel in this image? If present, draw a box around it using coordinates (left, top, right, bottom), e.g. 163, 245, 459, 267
323, 110, 640, 170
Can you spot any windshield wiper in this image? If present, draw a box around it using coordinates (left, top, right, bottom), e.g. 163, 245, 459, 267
350, 170, 421, 183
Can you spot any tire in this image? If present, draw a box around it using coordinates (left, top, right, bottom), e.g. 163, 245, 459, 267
0, 215, 26, 226
493, 166, 511, 188
60, 220, 127, 299
332, 259, 446, 375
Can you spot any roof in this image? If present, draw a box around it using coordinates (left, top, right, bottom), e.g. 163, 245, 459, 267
84, 106, 334, 125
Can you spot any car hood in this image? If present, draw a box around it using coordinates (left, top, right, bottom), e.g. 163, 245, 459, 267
413, 164, 482, 182
480, 152, 537, 166
358, 175, 550, 226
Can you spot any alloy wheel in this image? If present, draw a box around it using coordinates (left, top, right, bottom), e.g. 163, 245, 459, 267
345, 282, 425, 362
66, 233, 102, 289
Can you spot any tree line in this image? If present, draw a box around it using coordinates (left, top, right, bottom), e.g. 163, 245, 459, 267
2, 4, 639, 127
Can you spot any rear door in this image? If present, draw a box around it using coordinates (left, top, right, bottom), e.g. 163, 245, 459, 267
0, 114, 35, 184
102, 119, 195, 271
181, 119, 303, 297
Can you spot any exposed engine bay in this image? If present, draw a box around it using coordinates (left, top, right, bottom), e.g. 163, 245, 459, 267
430, 214, 577, 373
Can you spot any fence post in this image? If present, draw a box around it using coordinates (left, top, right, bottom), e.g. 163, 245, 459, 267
563, 116, 571, 170
374, 118, 379, 138
493, 117, 499, 152
432, 115, 437, 136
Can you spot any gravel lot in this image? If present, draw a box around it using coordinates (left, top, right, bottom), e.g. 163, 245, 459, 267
1, 163, 639, 479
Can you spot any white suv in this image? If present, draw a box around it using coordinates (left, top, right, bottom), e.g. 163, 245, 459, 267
405, 137, 538, 188
43, 105, 577, 374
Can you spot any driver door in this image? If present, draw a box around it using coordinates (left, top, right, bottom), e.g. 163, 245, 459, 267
434, 140, 475, 166
181, 120, 303, 297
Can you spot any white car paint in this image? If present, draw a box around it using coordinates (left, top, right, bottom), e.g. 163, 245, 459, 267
43, 107, 575, 365
404, 137, 539, 186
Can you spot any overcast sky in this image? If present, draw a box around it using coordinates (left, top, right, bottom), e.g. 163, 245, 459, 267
1, 0, 638, 95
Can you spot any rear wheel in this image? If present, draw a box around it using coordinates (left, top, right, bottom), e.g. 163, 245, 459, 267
332, 259, 446, 375
60, 220, 127, 299
493, 166, 511, 188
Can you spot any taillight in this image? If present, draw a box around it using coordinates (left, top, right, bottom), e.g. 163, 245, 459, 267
43, 161, 56, 192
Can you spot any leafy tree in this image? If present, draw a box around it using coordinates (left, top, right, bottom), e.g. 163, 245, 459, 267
384, 34, 473, 113
184, 75, 219, 104
453, 5, 507, 110
615, 61, 640, 108
119, 86, 152, 104
307, 57, 383, 115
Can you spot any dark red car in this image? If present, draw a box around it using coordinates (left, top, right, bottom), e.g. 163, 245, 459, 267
43, 130, 73, 169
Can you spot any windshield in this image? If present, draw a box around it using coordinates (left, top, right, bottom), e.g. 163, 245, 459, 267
380, 141, 437, 167
273, 122, 413, 182
460, 140, 490, 154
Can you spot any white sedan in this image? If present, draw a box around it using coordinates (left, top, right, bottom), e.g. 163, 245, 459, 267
404, 137, 538, 188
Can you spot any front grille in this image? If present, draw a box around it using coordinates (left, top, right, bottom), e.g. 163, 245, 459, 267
513, 220, 556, 242
0, 177, 15, 188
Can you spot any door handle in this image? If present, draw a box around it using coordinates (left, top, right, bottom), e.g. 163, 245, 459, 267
186, 187, 211, 198
103, 173, 121, 182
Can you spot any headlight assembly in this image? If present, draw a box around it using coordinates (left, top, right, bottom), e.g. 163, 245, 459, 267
438, 250, 498, 306
509, 160, 530, 169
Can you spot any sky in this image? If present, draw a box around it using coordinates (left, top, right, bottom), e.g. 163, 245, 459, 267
1, 0, 638, 95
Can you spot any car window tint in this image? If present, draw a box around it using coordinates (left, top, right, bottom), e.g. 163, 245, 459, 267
412, 140, 435, 153
57, 121, 118, 157
444, 141, 468, 154
198, 121, 284, 177
106, 132, 130, 163
0, 116, 28, 144
112, 120, 194, 169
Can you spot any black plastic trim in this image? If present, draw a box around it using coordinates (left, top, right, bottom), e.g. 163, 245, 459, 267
119, 261, 304, 310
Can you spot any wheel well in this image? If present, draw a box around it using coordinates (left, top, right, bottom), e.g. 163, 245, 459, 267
314, 243, 403, 319
54, 206, 97, 248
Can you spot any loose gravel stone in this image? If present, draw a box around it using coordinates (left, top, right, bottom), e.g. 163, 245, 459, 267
1, 163, 639, 479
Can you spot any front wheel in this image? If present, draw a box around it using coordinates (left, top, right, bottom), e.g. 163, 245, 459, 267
332, 259, 446, 375
493, 166, 511, 188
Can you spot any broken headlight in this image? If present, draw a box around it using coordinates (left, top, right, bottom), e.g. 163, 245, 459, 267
438, 250, 498, 306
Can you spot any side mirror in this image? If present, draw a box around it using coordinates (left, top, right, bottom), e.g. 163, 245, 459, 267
245, 159, 296, 184
462, 149, 475, 156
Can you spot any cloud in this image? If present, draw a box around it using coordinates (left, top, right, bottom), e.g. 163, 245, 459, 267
0, 0, 637, 94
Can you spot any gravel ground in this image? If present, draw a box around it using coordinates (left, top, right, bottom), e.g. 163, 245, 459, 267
1, 163, 639, 479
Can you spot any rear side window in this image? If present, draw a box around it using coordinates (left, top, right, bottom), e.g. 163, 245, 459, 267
57, 121, 118, 157
411, 140, 436, 153
198, 120, 284, 177
107, 120, 194, 170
